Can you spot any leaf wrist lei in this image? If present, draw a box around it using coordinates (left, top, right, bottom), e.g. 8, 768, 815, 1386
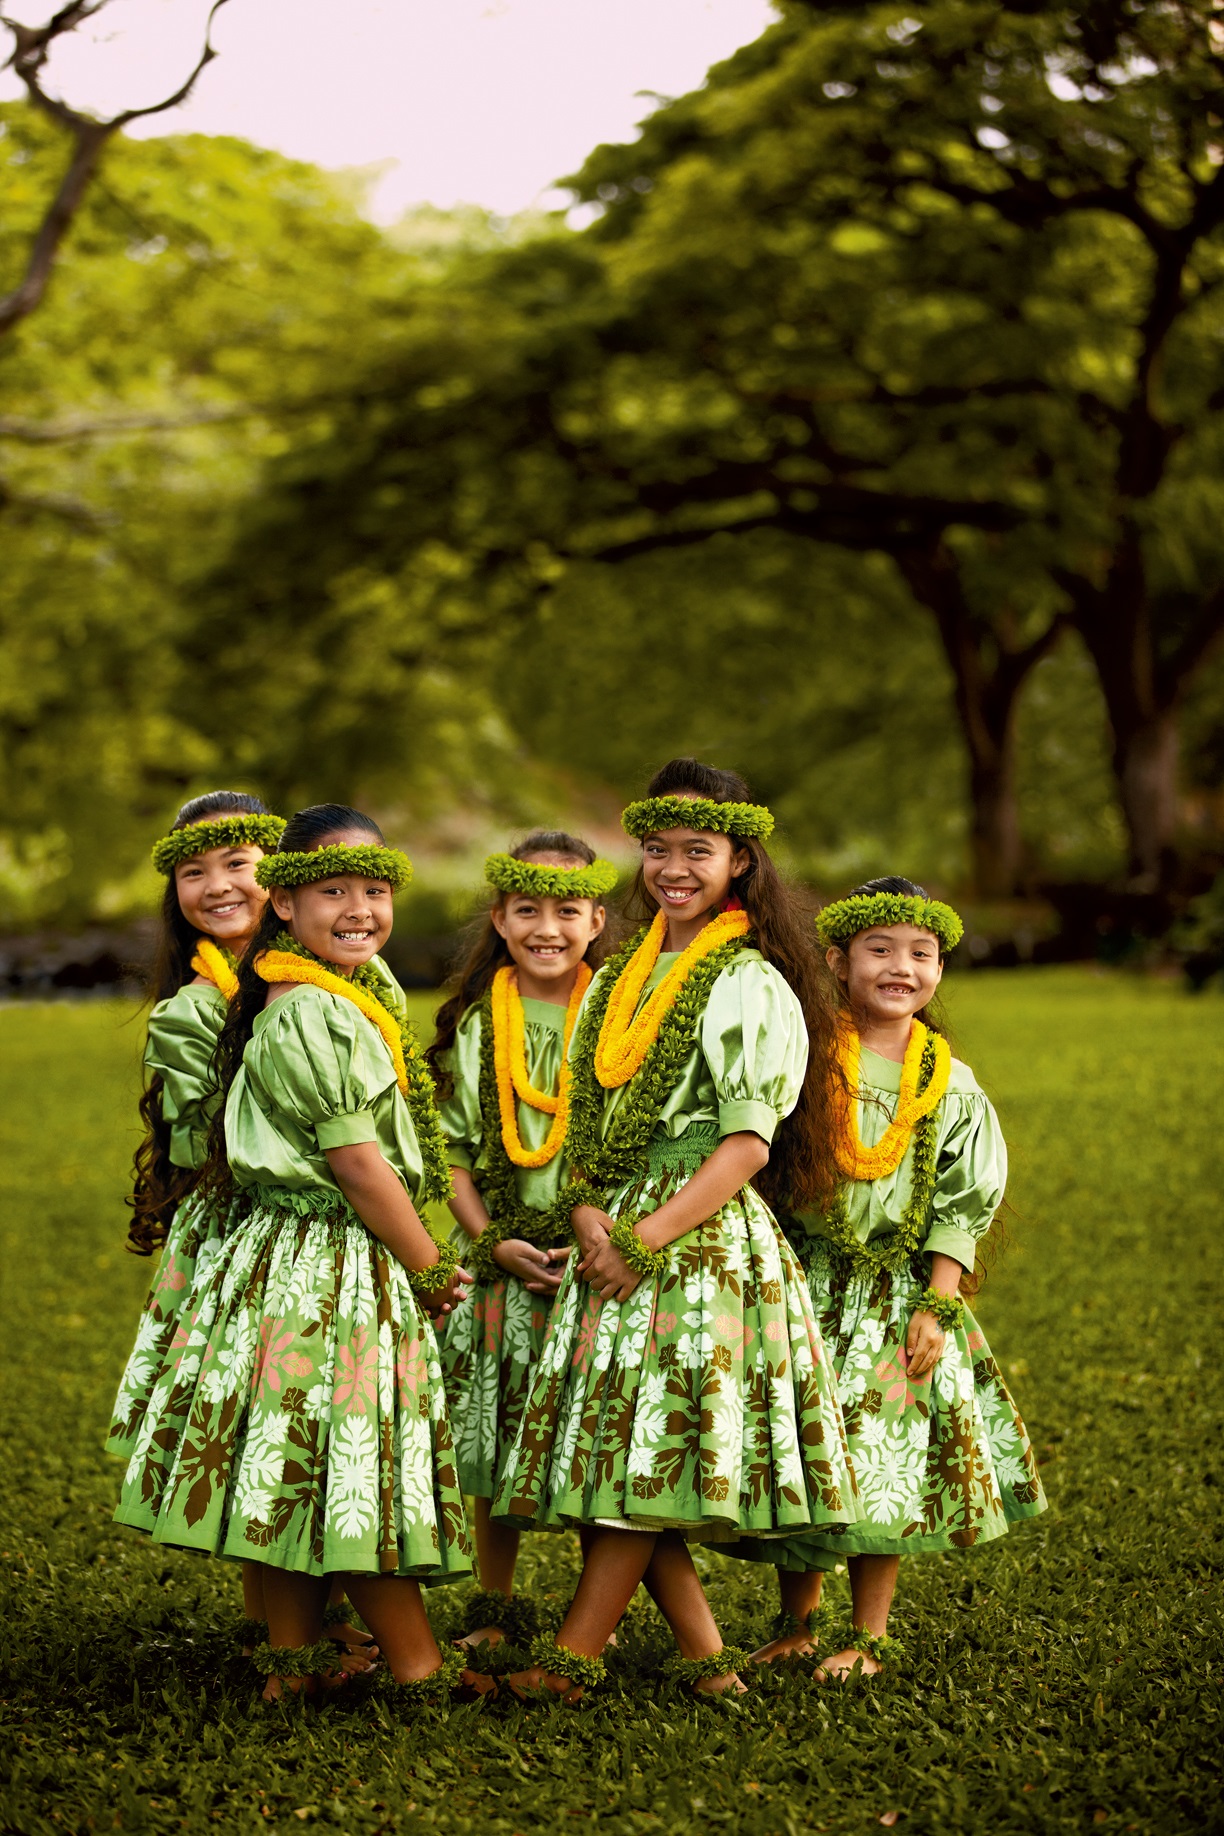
485, 853, 618, 900
547, 912, 755, 1232
915, 1286, 964, 1331
151, 814, 285, 874
816, 892, 964, 954
466, 971, 592, 1278
255, 932, 452, 1205
190, 937, 240, 1000
254, 844, 413, 890
609, 1215, 670, 1281
820, 1023, 943, 1278
621, 795, 775, 841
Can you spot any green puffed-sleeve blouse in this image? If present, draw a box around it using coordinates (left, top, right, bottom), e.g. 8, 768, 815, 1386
797, 1044, 1007, 1272
224, 983, 425, 1201
437, 997, 571, 1211
583, 948, 810, 1145
145, 982, 227, 1171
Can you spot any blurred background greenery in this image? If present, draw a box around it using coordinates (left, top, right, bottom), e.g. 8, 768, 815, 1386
3, 0, 1224, 982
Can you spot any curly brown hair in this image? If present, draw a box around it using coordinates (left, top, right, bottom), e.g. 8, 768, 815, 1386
624, 758, 838, 1213
426, 830, 616, 1100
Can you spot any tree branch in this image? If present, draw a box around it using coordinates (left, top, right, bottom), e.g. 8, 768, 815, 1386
0, 0, 231, 334
0, 472, 111, 524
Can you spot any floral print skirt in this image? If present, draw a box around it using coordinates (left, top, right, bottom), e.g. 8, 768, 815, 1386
764, 1239, 1046, 1566
492, 1132, 859, 1543
107, 1190, 229, 1460
440, 1275, 554, 1499
113, 1185, 473, 1580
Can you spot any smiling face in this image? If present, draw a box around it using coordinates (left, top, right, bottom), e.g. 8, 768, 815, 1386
269, 830, 393, 970
490, 856, 606, 995
173, 839, 269, 950
640, 826, 749, 929
830, 923, 944, 1027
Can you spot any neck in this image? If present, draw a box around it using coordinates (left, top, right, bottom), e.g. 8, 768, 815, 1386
662, 904, 721, 954
853, 1009, 916, 1063
513, 961, 579, 1006
201, 926, 258, 960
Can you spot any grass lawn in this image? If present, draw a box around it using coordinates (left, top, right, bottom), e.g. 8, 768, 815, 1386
1, 970, 1221, 1836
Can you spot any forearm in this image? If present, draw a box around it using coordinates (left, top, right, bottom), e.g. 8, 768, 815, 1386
927, 1252, 964, 1297
326, 1144, 441, 1271
447, 1166, 491, 1242
637, 1133, 771, 1253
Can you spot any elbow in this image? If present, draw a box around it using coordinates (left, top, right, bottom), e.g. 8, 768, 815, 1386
746, 1133, 771, 1175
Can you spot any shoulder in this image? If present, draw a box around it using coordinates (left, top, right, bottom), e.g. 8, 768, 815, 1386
945, 1054, 985, 1098
149, 983, 225, 1032
455, 999, 484, 1040
254, 982, 371, 1052
713, 949, 800, 1006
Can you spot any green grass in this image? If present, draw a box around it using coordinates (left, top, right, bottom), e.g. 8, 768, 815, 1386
1, 972, 1221, 1836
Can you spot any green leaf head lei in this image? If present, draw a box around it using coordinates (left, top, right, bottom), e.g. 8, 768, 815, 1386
151, 815, 286, 874
816, 892, 963, 954
255, 844, 413, 890
621, 795, 775, 842
485, 852, 619, 900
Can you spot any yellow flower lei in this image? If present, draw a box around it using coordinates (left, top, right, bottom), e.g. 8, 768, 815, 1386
490, 963, 591, 1168
190, 937, 240, 1001
834, 1017, 951, 1181
594, 907, 752, 1090
255, 950, 409, 1094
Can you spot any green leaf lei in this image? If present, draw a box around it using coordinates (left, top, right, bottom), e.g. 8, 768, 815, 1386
547, 923, 755, 1230
485, 853, 619, 900
621, 795, 774, 841
466, 987, 571, 1282
819, 1027, 941, 1278
151, 814, 286, 874
815, 891, 963, 953
271, 932, 453, 1207
915, 1286, 964, 1331
255, 844, 413, 890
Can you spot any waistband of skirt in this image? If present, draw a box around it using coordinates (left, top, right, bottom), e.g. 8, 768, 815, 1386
241, 1182, 363, 1229
645, 1122, 721, 1178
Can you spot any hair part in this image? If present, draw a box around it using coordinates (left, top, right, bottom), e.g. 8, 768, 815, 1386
426, 829, 613, 1098
127, 789, 273, 1253
626, 758, 838, 1213
197, 804, 384, 1209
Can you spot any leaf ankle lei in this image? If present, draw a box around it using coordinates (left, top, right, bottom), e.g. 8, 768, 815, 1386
663, 1646, 752, 1685
820, 1026, 941, 1279
528, 1634, 606, 1690
843, 1626, 905, 1666
252, 1637, 338, 1678
265, 933, 452, 1207
549, 921, 755, 1231
378, 1644, 469, 1702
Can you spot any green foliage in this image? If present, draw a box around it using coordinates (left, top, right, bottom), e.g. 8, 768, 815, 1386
2, 976, 1222, 1833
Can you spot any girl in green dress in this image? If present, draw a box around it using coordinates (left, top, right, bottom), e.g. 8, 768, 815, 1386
427, 833, 615, 1650
754, 877, 1047, 1679
494, 759, 859, 1702
115, 804, 492, 1705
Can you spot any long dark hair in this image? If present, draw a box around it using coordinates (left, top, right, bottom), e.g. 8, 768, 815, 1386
199, 804, 386, 1210
426, 830, 615, 1100
128, 790, 274, 1255
625, 758, 838, 1213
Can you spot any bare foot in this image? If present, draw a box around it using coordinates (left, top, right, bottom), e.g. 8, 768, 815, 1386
748, 1629, 819, 1665
506, 1665, 583, 1706
815, 1646, 884, 1682
693, 1669, 747, 1697
453, 1624, 505, 1651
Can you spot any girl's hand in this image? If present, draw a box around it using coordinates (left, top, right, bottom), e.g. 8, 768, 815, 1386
571, 1204, 613, 1259
418, 1262, 474, 1318
905, 1308, 945, 1380
493, 1238, 566, 1293
576, 1235, 640, 1303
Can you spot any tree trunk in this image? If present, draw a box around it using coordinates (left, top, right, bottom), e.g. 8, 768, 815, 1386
898, 544, 1060, 898
1112, 708, 1180, 894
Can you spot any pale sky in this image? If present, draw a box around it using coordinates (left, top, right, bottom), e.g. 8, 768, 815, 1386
0, 0, 777, 221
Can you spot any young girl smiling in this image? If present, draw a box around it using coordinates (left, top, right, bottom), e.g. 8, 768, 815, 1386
759, 876, 1046, 1678
427, 833, 614, 1649
116, 805, 492, 1705
494, 760, 857, 1701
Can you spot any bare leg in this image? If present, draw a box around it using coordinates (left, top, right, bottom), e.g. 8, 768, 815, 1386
324, 1574, 379, 1667
345, 1574, 496, 1699
818, 1554, 900, 1680
259, 1566, 331, 1701
509, 1527, 657, 1702
456, 1497, 523, 1649
750, 1568, 826, 1664
642, 1533, 744, 1695
240, 1560, 266, 1654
